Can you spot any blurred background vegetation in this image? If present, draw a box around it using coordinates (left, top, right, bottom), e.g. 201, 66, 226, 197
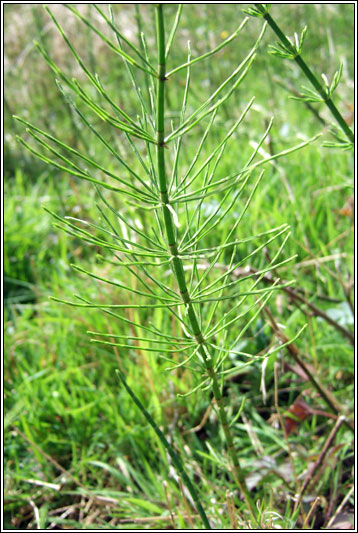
4, 4, 354, 529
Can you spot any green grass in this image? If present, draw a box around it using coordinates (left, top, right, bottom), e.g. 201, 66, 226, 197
4, 4, 354, 530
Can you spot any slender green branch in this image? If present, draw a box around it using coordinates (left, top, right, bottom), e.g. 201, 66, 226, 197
165, 4, 183, 59
64, 4, 158, 78
14, 116, 157, 202
93, 4, 156, 71
166, 16, 249, 77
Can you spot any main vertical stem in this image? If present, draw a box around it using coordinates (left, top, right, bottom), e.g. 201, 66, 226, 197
155, 5, 257, 525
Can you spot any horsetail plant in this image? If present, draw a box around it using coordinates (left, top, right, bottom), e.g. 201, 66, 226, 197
16, 4, 320, 527
246, 4, 354, 150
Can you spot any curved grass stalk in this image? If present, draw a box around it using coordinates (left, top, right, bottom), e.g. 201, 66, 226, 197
115, 369, 211, 530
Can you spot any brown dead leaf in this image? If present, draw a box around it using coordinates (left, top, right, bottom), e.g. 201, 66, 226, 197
284, 398, 312, 436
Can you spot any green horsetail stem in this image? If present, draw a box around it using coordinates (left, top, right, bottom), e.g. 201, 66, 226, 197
256, 4, 354, 145
154, 5, 258, 526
